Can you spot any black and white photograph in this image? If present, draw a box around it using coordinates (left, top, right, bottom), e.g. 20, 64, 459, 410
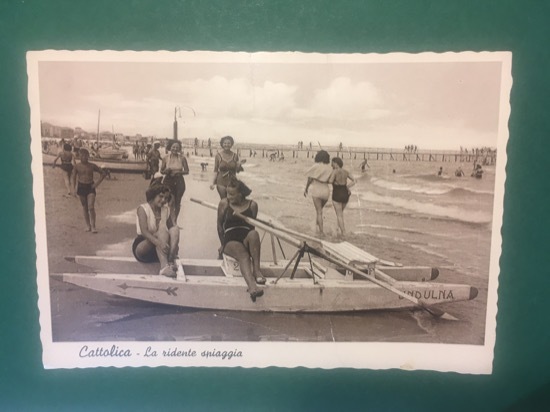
28, 51, 511, 372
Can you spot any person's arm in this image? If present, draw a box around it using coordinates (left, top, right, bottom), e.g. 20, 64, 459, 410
304, 177, 313, 197
181, 156, 189, 175
346, 171, 356, 192
52, 153, 61, 168
210, 154, 220, 189
249, 200, 258, 219
160, 155, 168, 174
217, 199, 228, 245
137, 206, 168, 254
92, 164, 107, 189
328, 170, 335, 185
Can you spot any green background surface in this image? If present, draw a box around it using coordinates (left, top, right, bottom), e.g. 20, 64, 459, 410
1, 1, 549, 410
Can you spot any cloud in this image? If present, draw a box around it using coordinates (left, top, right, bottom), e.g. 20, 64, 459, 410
308, 77, 387, 120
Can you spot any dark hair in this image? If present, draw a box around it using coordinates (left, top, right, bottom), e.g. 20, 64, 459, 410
146, 184, 169, 202
79, 148, 89, 156
331, 157, 343, 168
227, 179, 252, 198
220, 136, 234, 147
314, 150, 330, 164
63, 143, 72, 151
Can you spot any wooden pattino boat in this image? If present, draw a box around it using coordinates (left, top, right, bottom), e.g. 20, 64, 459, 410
58, 200, 478, 317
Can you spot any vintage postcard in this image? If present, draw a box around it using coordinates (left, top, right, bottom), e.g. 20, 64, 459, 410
28, 50, 511, 372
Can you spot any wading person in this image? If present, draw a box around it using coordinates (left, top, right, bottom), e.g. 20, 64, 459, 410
52, 143, 75, 196
210, 135, 246, 199
217, 179, 265, 302
328, 157, 356, 238
72, 148, 107, 233
133, 184, 180, 278
304, 150, 333, 235
160, 141, 189, 219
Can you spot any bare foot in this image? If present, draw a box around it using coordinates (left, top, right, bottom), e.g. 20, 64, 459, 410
91, 228, 98, 233
85, 227, 91, 232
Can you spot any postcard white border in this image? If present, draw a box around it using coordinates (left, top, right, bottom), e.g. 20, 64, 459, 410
28, 50, 512, 373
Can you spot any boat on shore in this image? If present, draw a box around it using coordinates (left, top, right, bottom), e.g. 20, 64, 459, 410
59, 256, 476, 313
42, 151, 147, 174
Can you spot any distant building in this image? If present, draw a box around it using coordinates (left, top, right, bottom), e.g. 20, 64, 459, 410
61, 127, 74, 140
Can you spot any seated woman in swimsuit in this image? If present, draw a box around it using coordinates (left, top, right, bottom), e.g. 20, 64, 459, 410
217, 179, 265, 301
328, 157, 356, 238
133, 184, 180, 278
52, 143, 75, 196
210, 136, 246, 199
304, 150, 333, 235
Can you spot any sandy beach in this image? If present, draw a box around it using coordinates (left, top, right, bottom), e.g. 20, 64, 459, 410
46, 153, 491, 344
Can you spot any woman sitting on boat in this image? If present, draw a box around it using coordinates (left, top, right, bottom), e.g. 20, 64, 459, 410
133, 184, 180, 278
160, 141, 189, 219
217, 179, 265, 301
52, 143, 76, 196
304, 150, 333, 235
210, 135, 246, 199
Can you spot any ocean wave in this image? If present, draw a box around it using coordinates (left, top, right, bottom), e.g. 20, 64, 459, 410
358, 192, 493, 224
369, 177, 494, 197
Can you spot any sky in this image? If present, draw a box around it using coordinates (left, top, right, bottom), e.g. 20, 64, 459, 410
38, 57, 504, 149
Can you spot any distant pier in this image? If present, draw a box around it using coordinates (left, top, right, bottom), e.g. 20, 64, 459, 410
184, 146, 497, 165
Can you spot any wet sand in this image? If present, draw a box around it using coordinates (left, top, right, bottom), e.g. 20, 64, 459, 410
45, 156, 487, 344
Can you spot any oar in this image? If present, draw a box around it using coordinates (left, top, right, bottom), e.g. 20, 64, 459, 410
190, 198, 457, 320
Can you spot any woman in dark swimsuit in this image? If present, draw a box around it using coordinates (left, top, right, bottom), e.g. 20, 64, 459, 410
210, 136, 246, 199
52, 143, 75, 196
217, 179, 265, 301
328, 157, 356, 238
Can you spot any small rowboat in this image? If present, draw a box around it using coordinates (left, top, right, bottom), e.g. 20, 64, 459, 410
42, 152, 148, 174
59, 256, 476, 313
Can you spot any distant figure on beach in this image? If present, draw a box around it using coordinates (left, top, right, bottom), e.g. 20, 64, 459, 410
329, 157, 356, 238
359, 159, 370, 173
455, 166, 465, 177
200, 162, 208, 172
52, 143, 75, 196
160, 141, 189, 219
304, 150, 333, 235
210, 136, 246, 199
133, 184, 180, 278
472, 164, 484, 179
72, 148, 107, 233
146, 141, 162, 178
437, 167, 443, 177
217, 179, 264, 302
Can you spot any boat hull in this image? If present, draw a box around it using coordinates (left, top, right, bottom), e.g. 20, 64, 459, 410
61, 272, 477, 312
42, 152, 147, 173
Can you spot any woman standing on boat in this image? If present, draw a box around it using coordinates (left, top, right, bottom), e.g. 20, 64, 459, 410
217, 179, 265, 301
304, 150, 333, 235
160, 141, 189, 219
52, 143, 76, 196
210, 136, 246, 199
133, 184, 180, 278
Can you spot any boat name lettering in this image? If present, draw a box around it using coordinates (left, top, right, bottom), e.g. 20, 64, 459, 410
201, 349, 243, 361
399, 290, 455, 300
79, 345, 132, 358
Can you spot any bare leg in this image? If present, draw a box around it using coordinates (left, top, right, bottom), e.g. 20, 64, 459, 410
78, 195, 91, 231
243, 230, 263, 280
224, 241, 263, 299
62, 172, 72, 195
333, 201, 346, 237
312, 197, 327, 234
167, 225, 180, 262
155, 229, 170, 269
87, 193, 97, 232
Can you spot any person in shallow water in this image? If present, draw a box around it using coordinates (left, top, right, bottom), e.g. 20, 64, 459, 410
304, 150, 333, 235
217, 179, 265, 302
210, 135, 246, 199
328, 157, 356, 238
72, 148, 107, 233
133, 184, 180, 278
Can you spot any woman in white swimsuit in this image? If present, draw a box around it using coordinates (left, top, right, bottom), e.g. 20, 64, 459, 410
304, 150, 332, 235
